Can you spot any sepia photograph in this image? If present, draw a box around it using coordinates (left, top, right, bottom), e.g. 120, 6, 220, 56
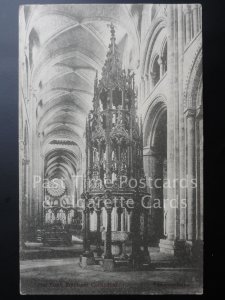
19, 3, 203, 294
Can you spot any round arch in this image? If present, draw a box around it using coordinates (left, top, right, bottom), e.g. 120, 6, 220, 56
184, 46, 202, 109
143, 95, 167, 149
143, 95, 167, 244
141, 17, 166, 76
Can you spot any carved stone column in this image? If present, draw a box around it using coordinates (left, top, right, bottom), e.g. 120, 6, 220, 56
82, 208, 87, 253
40, 154, 45, 227
86, 207, 91, 252
105, 206, 113, 259
142, 202, 150, 262
184, 4, 192, 44
166, 4, 176, 242
198, 6, 202, 30
21, 158, 30, 245
127, 208, 132, 232
130, 191, 142, 267
82, 193, 91, 256
178, 4, 186, 241
185, 108, 196, 241
95, 207, 102, 257
159, 5, 181, 255
196, 105, 203, 241
117, 207, 123, 231
121, 210, 125, 231
192, 4, 199, 37
143, 148, 161, 242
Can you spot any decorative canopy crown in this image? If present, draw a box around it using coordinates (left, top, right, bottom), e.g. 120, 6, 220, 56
85, 24, 145, 192
92, 23, 136, 113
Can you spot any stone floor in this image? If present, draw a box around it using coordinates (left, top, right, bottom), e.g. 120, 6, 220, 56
20, 247, 203, 294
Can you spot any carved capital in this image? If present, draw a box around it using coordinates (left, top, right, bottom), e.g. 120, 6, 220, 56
196, 105, 203, 119
184, 108, 196, 118
143, 146, 157, 157
95, 206, 102, 214
105, 206, 113, 214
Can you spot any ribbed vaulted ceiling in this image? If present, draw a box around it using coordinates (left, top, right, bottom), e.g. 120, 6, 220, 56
24, 4, 143, 183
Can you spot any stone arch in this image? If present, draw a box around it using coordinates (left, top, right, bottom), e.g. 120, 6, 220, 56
150, 54, 160, 86
143, 95, 167, 149
160, 36, 167, 58
141, 17, 166, 77
140, 19, 167, 99
196, 74, 203, 108
149, 52, 159, 74
184, 46, 202, 109
160, 37, 167, 75
44, 148, 79, 208
143, 95, 167, 244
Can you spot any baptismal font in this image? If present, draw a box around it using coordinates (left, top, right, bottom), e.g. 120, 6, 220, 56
80, 24, 151, 271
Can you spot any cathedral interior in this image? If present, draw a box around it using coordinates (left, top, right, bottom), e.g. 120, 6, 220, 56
19, 4, 203, 294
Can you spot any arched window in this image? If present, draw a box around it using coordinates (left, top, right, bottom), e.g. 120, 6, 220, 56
151, 55, 160, 86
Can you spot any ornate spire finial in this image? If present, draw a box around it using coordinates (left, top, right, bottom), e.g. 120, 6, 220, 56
110, 23, 116, 53
93, 70, 99, 110
110, 23, 115, 36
